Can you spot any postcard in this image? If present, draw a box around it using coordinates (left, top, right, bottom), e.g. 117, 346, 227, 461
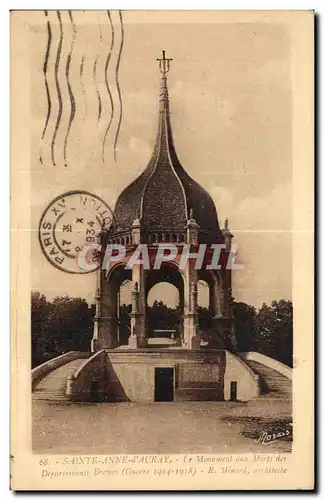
10, 10, 314, 490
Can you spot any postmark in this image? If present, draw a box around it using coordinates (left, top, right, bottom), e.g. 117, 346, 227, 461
39, 190, 114, 274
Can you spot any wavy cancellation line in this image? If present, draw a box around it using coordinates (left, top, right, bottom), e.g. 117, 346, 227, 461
51, 10, 64, 167
113, 10, 124, 163
41, 12, 52, 141
93, 56, 102, 125
63, 10, 77, 167
102, 10, 115, 163
80, 55, 86, 96
95, 15, 104, 125
40, 10, 125, 167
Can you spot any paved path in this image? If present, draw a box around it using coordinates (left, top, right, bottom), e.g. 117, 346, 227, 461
33, 399, 292, 454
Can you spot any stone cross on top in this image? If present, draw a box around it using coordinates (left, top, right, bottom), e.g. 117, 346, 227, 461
157, 50, 173, 76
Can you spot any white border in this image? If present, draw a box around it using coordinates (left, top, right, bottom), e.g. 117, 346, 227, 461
4, 2, 320, 499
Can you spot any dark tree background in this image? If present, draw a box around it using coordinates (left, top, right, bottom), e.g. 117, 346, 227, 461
31, 292, 94, 367
147, 300, 181, 337
254, 300, 293, 366
31, 292, 293, 368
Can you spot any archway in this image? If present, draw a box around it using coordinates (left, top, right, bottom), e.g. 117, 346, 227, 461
197, 279, 213, 342
118, 279, 132, 345
197, 271, 226, 348
103, 264, 132, 347
147, 283, 181, 339
145, 264, 184, 342
197, 279, 209, 308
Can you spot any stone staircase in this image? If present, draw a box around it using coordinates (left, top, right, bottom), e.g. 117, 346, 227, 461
33, 359, 85, 402
243, 359, 292, 400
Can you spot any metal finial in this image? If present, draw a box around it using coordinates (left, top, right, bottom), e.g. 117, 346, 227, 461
225, 218, 229, 230
156, 50, 173, 76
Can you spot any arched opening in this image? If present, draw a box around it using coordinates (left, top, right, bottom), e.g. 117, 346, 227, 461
197, 280, 213, 341
197, 271, 226, 348
118, 279, 132, 345
145, 264, 184, 344
198, 279, 210, 308
106, 264, 132, 346
147, 283, 181, 341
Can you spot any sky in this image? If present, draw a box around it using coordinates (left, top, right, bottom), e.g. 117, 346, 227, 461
30, 10, 292, 309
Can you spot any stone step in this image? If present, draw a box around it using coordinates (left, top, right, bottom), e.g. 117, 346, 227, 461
33, 358, 85, 402
243, 359, 292, 400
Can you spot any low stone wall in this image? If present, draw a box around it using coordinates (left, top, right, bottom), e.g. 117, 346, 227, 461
104, 350, 227, 403
31, 351, 88, 390
175, 361, 224, 402
67, 350, 106, 402
224, 351, 260, 401
240, 352, 292, 380
60, 349, 264, 403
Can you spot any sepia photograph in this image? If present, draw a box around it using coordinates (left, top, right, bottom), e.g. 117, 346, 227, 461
10, 9, 314, 490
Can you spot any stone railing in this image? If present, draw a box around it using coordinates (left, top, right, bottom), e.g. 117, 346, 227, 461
32, 351, 88, 390
66, 349, 106, 402
224, 351, 260, 401
240, 351, 293, 380
239, 351, 293, 380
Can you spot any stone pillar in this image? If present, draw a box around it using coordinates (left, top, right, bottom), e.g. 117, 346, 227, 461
229, 294, 237, 352
222, 218, 236, 350
183, 210, 200, 349
91, 276, 101, 352
91, 271, 118, 351
204, 270, 224, 347
130, 275, 146, 347
130, 217, 146, 347
128, 285, 138, 348
183, 280, 200, 349
222, 218, 233, 253
129, 282, 140, 348
186, 208, 199, 245
209, 273, 231, 348
132, 217, 141, 245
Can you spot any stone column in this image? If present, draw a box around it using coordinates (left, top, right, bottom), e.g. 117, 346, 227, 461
129, 282, 140, 348
183, 280, 200, 349
222, 219, 236, 350
209, 273, 231, 348
132, 217, 141, 245
130, 274, 146, 347
90, 270, 101, 351
130, 217, 147, 347
91, 270, 118, 351
182, 210, 200, 349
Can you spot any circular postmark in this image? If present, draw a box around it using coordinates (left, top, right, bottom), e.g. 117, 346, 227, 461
39, 190, 114, 274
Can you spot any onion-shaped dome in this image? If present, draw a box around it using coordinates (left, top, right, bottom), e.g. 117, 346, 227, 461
111, 55, 222, 244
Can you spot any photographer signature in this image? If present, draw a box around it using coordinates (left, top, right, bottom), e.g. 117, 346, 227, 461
255, 425, 292, 445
